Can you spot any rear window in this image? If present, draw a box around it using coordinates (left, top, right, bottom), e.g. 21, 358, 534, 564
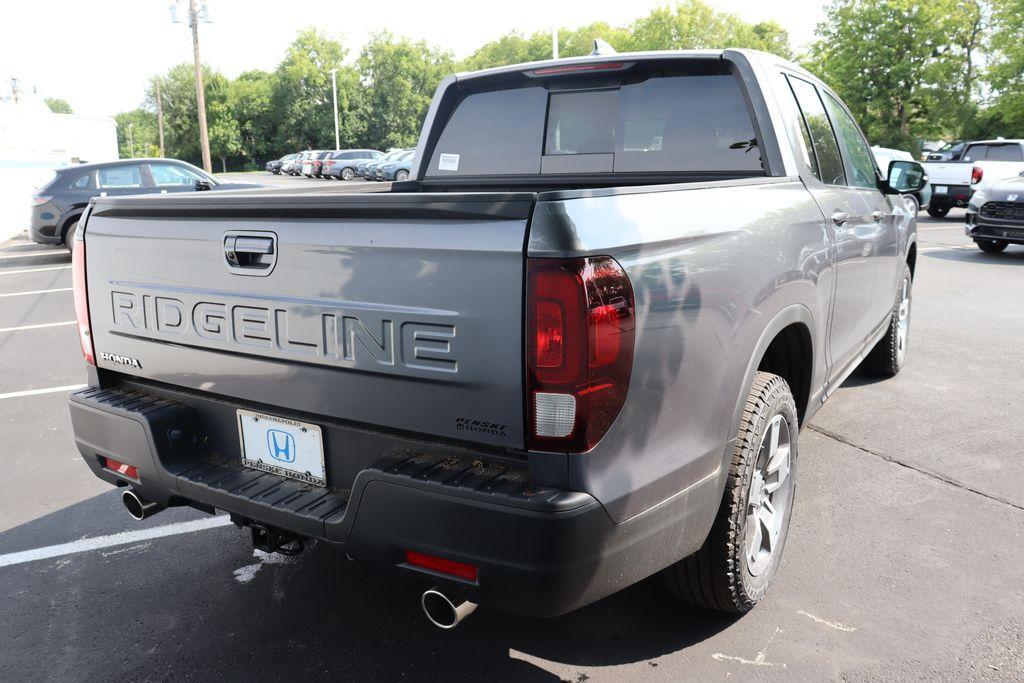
426, 68, 763, 178
964, 144, 1023, 162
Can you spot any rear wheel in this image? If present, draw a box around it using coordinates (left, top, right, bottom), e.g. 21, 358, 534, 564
863, 262, 912, 377
976, 239, 1008, 254
395, 170, 409, 182
341, 167, 355, 181
664, 371, 797, 613
926, 204, 950, 218
62, 218, 79, 252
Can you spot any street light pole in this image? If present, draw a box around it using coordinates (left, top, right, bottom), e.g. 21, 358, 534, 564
330, 68, 340, 150
155, 78, 165, 157
188, 0, 212, 172
128, 123, 135, 157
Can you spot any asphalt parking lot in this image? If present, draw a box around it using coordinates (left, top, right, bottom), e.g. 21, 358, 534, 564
1, 188, 1022, 680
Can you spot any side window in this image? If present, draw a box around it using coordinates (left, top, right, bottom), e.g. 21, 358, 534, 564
822, 91, 878, 189
149, 163, 205, 187
98, 165, 143, 188
776, 74, 820, 181
787, 77, 846, 186
70, 173, 92, 189
985, 145, 1023, 162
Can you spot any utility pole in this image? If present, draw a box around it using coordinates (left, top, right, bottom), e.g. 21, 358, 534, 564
552, 27, 559, 59
156, 78, 165, 157
330, 68, 340, 150
186, 0, 212, 172
128, 123, 135, 157
10, 77, 18, 104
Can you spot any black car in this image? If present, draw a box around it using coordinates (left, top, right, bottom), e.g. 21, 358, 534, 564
965, 172, 1024, 253
926, 140, 968, 162
30, 158, 260, 250
266, 153, 298, 174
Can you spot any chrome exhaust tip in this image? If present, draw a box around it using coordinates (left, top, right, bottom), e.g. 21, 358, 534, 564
421, 588, 477, 629
121, 489, 164, 521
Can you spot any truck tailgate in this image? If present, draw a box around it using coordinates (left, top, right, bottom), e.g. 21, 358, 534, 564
84, 192, 534, 449
922, 161, 971, 185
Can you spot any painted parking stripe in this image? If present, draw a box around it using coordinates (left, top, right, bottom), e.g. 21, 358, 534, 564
0, 320, 75, 333
0, 516, 233, 569
0, 265, 72, 276
0, 251, 67, 260
0, 287, 73, 298
0, 384, 87, 400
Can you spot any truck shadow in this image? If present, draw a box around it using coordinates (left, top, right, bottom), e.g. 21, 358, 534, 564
0, 493, 740, 681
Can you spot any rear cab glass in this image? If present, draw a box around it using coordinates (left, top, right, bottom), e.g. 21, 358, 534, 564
425, 59, 764, 181
964, 143, 1023, 162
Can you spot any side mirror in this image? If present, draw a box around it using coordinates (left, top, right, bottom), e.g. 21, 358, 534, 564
886, 160, 927, 193
194, 179, 213, 192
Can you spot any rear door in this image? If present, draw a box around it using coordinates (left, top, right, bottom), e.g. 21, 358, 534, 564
96, 164, 150, 197
84, 192, 534, 448
820, 89, 899, 335
783, 74, 876, 376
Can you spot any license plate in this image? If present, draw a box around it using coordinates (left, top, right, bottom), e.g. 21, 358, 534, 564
237, 410, 326, 486
935, 185, 948, 194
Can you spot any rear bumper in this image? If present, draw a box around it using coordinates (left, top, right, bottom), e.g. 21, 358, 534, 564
68, 384, 716, 617
930, 184, 972, 207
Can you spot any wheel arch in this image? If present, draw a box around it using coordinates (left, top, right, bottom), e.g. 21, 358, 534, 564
57, 205, 87, 240
729, 305, 816, 448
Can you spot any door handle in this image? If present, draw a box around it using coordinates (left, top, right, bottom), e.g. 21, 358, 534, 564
831, 211, 850, 226
872, 210, 885, 221
224, 232, 277, 275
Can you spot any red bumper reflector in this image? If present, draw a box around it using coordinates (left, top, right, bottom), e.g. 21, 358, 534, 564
103, 457, 138, 479
405, 550, 478, 582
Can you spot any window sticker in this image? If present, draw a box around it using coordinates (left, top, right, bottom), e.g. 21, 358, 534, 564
438, 153, 460, 171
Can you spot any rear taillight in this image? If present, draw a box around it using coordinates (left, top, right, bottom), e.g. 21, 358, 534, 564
72, 237, 95, 365
31, 195, 52, 205
526, 256, 635, 452
972, 166, 984, 184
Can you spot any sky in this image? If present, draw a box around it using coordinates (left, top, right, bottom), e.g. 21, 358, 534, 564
1, 0, 826, 119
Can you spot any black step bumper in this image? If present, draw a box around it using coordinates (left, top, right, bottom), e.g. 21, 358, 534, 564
69, 385, 717, 617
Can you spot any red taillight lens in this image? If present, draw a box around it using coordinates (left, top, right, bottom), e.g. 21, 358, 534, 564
72, 237, 95, 365
405, 550, 478, 582
972, 166, 983, 184
31, 195, 52, 205
527, 256, 635, 452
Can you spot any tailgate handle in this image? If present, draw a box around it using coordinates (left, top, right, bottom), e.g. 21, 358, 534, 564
224, 232, 277, 276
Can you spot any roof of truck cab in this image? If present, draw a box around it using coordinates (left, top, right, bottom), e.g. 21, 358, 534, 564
967, 139, 1024, 145
453, 48, 809, 83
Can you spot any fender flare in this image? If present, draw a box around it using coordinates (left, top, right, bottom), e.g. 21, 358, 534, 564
725, 304, 817, 459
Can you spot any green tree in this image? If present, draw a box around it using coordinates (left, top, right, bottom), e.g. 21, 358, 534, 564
805, 0, 982, 150
271, 28, 363, 151
358, 32, 453, 150
461, 3, 793, 71
147, 63, 241, 170
230, 70, 277, 165
44, 97, 73, 114
983, 0, 1024, 137
114, 109, 160, 158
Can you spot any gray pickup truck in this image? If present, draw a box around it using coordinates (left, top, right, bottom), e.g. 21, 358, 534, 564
69, 48, 925, 627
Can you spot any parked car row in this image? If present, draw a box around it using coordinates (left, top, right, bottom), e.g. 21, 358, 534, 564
265, 148, 416, 182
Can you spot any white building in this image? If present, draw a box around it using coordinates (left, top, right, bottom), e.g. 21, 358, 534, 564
0, 94, 118, 241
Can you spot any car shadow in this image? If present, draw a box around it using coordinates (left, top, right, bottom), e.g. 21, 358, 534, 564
922, 247, 1024, 264
0, 492, 741, 680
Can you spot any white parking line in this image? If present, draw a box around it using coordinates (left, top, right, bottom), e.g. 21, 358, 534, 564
0, 320, 75, 333
0, 516, 233, 569
0, 251, 66, 260
0, 384, 87, 400
0, 265, 72, 276
0, 287, 73, 298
